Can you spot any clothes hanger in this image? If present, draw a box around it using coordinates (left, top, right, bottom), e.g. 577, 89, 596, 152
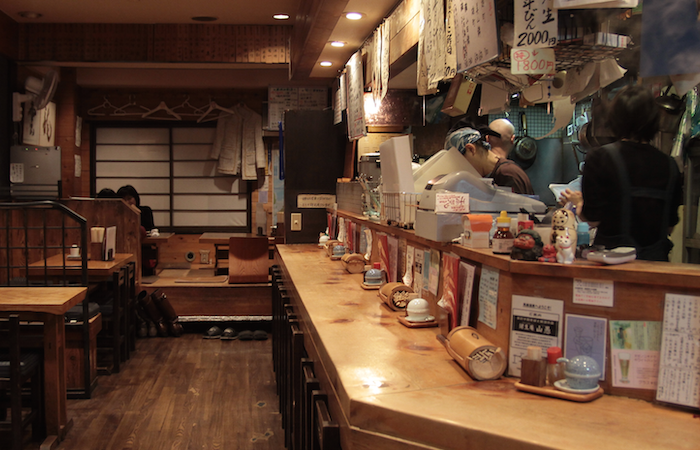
171, 96, 207, 117
197, 101, 236, 123
142, 101, 182, 121
113, 96, 150, 116
87, 96, 117, 116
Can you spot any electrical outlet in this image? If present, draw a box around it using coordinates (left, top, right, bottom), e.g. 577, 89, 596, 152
291, 213, 302, 231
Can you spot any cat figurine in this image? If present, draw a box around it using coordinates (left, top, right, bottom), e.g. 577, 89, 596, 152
555, 229, 576, 264
550, 208, 577, 245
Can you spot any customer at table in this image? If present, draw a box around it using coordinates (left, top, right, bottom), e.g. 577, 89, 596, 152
445, 121, 535, 195
117, 185, 155, 232
560, 85, 683, 261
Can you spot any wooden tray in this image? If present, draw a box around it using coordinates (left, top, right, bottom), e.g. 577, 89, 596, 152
398, 316, 438, 328
514, 381, 603, 402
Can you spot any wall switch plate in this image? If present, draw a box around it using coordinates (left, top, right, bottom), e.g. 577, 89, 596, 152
291, 213, 302, 231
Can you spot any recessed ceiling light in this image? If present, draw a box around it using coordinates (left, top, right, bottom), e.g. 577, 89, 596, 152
330, 41, 346, 48
320, 61, 333, 67
18, 11, 42, 19
191, 16, 218, 22
345, 12, 363, 20
273, 14, 290, 20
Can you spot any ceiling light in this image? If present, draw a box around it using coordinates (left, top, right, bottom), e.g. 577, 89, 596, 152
330, 41, 346, 48
345, 12, 363, 20
18, 11, 42, 19
191, 16, 218, 22
273, 14, 290, 20
320, 61, 333, 67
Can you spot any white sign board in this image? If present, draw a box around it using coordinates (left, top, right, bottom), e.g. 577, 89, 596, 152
297, 194, 336, 209
514, 0, 558, 49
452, 0, 500, 72
511, 47, 556, 74
435, 193, 470, 213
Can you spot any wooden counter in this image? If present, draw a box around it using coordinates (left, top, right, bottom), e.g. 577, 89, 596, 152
277, 244, 700, 450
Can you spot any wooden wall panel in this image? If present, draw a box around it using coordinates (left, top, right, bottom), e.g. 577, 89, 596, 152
17, 24, 291, 64
0, 11, 18, 59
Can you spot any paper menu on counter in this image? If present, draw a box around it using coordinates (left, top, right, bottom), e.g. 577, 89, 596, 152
508, 295, 563, 377
656, 294, 700, 409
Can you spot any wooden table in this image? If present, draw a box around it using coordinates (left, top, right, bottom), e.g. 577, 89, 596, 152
27, 253, 135, 281
0, 287, 87, 449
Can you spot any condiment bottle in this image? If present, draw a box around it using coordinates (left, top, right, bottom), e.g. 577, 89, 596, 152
546, 346, 566, 386
492, 211, 514, 254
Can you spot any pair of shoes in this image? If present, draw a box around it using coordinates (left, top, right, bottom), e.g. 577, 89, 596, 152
221, 327, 238, 340
204, 326, 223, 339
238, 330, 268, 341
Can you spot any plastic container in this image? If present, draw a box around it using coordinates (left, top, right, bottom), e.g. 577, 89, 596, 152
546, 347, 566, 386
492, 211, 514, 254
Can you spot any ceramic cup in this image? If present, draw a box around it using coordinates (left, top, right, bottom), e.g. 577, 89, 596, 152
70, 245, 80, 257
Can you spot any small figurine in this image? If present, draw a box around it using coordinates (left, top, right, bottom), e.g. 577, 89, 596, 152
556, 229, 575, 264
539, 244, 557, 262
510, 230, 543, 261
550, 208, 577, 245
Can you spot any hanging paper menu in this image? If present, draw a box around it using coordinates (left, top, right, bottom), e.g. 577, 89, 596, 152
346, 51, 367, 141
452, 0, 500, 73
514, 0, 558, 49
657, 294, 700, 409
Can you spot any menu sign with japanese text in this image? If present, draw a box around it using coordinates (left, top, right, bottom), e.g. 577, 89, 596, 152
514, 0, 558, 49
346, 51, 367, 141
452, 0, 499, 73
511, 47, 556, 74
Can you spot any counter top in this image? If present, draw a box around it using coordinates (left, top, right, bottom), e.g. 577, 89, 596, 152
277, 243, 700, 450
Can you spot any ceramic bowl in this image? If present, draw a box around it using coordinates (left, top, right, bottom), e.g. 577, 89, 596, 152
560, 355, 601, 390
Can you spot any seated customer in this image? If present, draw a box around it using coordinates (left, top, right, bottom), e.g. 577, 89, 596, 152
97, 188, 118, 198
117, 185, 155, 232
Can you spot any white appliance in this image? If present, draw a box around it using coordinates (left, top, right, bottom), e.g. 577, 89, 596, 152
415, 171, 547, 242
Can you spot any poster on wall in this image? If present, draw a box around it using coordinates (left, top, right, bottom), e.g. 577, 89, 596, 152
452, 0, 499, 73
508, 295, 564, 377
23, 102, 56, 146
609, 320, 662, 390
345, 51, 367, 141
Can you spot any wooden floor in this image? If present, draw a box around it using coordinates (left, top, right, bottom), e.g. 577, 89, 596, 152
23, 331, 285, 450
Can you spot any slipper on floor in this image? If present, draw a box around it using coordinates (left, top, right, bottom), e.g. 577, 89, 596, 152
253, 330, 268, 341
221, 327, 238, 340
203, 326, 223, 339
238, 330, 254, 341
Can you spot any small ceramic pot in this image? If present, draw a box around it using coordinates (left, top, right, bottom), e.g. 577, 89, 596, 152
557, 355, 601, 390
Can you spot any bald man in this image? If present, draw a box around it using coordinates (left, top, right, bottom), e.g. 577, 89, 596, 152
487, 118, 515, 160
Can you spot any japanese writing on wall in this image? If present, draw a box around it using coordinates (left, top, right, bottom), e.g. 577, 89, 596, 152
452, 0, 499, 72
514, 0, 558, 49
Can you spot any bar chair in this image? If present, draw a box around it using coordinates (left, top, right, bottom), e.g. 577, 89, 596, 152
95, 266, 128, 374
0, 315, 45, 450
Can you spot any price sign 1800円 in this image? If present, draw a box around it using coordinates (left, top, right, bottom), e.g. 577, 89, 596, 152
511, 48, 556, 75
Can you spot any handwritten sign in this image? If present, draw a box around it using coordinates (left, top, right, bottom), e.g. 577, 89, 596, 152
511, 47, 556, 74
452, 0, 500, 72
573, 278, 614, 307
346, 51, 367, 141
297, 194, 336, 209
435, 192, 470, 213
514, 0, 558, 49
